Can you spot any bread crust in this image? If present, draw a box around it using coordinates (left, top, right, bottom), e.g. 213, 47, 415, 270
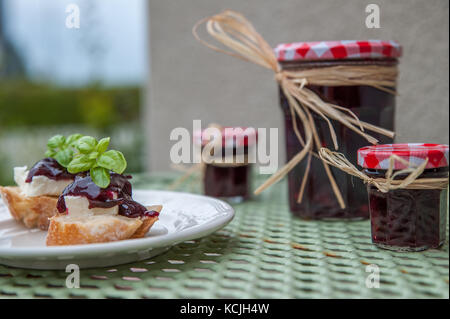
46, 205, 162, 246
131, 205, 162, 239
0, 186, 58, 230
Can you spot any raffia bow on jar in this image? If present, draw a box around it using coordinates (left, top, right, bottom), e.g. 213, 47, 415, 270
319, 147, 449, 192
192, 10, 398, 208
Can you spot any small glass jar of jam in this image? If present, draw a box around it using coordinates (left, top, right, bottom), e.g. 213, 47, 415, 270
194, 127, 257, 203
358, 144, 449, 251
275, 40, 402, 219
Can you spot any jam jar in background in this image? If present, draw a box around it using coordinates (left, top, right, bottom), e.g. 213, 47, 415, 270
194, 127, 257, 203
275, 40, 402, 219
358, 143, 449, 252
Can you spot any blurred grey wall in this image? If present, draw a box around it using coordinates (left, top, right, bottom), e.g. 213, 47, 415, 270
145, 0, 449, 172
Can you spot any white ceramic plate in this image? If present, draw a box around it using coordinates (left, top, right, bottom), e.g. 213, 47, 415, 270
0, 190, 234, 270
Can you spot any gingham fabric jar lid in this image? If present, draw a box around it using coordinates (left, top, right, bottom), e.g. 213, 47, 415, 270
275, 40, 402, 62
194, 127, 257, 148
357, 144, 449, 170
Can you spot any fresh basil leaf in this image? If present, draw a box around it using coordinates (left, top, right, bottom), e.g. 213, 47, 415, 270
90, 167, 110, 188
88, 151, 99, 160
45, 150, 56, 158
47, 135, 65, 149
54, 148, 74, 168
97, 150, 127, 174
66, 134, 83, 146
75, 136, 98, 153
96, 137, 110, 154
67, 155, 95, 174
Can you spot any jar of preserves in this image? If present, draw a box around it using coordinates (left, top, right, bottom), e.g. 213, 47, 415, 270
275, 40, 402, 219
358, 143, 449, 251
194, 127, 257, 203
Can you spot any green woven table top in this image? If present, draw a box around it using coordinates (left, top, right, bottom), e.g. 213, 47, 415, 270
0, 173, 448, 299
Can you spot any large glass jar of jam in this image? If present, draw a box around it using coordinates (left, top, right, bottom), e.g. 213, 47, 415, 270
194, 127, 257, 203
358, 144, 449, 251
275, 40, 402, 219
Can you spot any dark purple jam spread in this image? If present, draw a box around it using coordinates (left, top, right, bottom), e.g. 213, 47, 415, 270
57, 173, 159, 218
25, 158, 75, 183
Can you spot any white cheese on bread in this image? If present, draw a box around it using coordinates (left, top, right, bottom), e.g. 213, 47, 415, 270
14, 166, 73, 197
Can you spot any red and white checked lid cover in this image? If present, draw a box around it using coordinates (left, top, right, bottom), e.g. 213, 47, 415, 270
275, 40, 402, 62
357, 144, 449, 170
194, 127, 257, 147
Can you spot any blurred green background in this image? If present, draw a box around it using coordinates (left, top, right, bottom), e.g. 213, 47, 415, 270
0, 0, 148, 185
0, 81, 144, 185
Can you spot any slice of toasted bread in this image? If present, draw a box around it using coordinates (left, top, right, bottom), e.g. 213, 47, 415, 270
130, 205, 162, 239
46, 205, 162, 246
0, 186, 58, 230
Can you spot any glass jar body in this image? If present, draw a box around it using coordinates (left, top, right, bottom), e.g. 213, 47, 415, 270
203, 146, 251, 203
279, 59, 397, 219
365, 167, 448, 251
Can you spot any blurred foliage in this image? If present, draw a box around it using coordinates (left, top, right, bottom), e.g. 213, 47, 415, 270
0, 80, 140, 129
0, 81, 146, 185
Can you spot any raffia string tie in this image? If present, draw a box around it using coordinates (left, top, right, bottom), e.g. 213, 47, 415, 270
192, 10, 398, 208
319, 148, 449, 193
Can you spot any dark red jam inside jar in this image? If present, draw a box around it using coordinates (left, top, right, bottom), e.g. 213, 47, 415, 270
276, 40, 401, 219
358, 144, 449, 251
195, 127, 257, 203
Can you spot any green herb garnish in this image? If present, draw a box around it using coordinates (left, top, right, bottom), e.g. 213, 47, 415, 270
46, 134, 127, 188
45, 134, 82, 167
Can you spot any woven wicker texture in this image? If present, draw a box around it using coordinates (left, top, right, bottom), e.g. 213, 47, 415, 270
0, 174, 448, 299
